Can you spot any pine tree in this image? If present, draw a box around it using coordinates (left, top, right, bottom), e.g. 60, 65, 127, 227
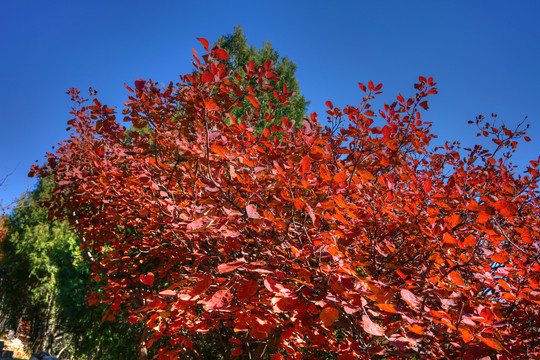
215, 25, 309, 130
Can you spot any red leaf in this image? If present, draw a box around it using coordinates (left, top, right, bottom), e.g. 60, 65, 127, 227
231, 347, 243, 356
217, 259, 246, 273
301, 155, 311, 173
236, 280, 258, 300
264, 277, 284, 293
140, 272, 154, 286
187, 217, 209, 232
400, 289, 420, 309
196, 37, 209, 51
159, 289, 177, 297
498, 201, 517, 217
358, 82, 367, 92
201, 71, 214, 83
204, 289, 232, 311
423, 178, 432, 193
213, 48, 230, 60
361, 314, 385, 336
371, 126, 382, 134
419, 101, 429, 110
325, 100, 334, 110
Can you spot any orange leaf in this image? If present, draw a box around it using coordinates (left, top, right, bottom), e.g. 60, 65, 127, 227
377, 303, 401, 314
246, 95, 260, 109
449, 271, 465, 286
360, 170, 374, 181
463, 235, 477, 247
320, 164, 332, 181
211, 144, 229, 159
204, 97, 218, 110
459, 328, 474, 343
320, 306, 339, 327
479, 336, 504, 351
443, 233, 458, 245
332, 212, 349, 224
499, 202, 517, 217
477, 212, 491, 224
408, 323, 425, 335
334, 172, 347, 183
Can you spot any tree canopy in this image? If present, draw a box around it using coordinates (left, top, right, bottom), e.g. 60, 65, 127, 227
32, 39, 540, 359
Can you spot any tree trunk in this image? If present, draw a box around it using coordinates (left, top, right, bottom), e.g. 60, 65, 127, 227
138, 326, 149, 360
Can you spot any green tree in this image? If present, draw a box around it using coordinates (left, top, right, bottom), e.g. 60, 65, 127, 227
214, 25, 309, 131
0, 178, 139, 359
0, 179, 69, 353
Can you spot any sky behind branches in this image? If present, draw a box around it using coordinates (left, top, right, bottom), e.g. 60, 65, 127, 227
1, 0, 539, 207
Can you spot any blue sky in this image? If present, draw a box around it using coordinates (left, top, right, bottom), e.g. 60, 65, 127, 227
1, 1, 539, 208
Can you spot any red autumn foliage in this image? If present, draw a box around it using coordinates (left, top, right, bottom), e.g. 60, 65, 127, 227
33, 40, 540, 359
0, 217, 6, 262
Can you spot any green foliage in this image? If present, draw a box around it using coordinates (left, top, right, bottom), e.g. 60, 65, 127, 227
0, 179, 68, 331
0, 178, 138, 359
215, 25, 309, 130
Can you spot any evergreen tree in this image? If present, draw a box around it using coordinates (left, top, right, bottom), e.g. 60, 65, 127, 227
214, 25, 309, 130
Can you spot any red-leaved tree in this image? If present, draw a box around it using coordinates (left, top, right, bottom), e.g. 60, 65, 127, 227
33, 39, 540, 359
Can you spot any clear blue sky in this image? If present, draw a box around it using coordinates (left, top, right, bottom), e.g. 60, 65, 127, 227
1, 1, 539, 208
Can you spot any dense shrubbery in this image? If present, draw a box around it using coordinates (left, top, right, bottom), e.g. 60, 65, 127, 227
28, 36, 540, 360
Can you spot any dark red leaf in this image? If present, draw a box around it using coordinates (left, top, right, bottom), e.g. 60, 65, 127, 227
134, 79, 146, 90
